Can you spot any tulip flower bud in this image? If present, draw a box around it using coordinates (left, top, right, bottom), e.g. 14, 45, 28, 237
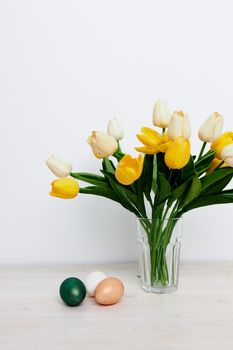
107, 118, 124, 141
50, 178, 79, 199
198, 112, 224, 143
115, 154, 144, 185
167, 111, 191, 140
165, 137, 191, 169
152, 100, 171, 128
220, 143, 233, 167
46, 155, 72, 178
87, 131, 118, 159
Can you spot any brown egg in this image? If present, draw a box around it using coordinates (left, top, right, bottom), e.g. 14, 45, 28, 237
94, 277, 124, 305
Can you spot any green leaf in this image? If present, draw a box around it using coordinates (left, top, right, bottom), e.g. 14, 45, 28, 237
182, 192, 233, 213
156, 172, 171, 204
133, 155, 153, 213
220, 189, 233, 197
79, 186, 119, 203
112, 150, 125, 162
70, 172, 108, 188
152, 154, 158, 193
101, 158, 142, 216
144, 155, 154, 202
135, 180, 147, 216
200, 174, 233, 197
177, 156, 195, 185
177, 167, 233, 212
104, 172, 138, 206
102, 158, 116, 174
196, 164, 212, 176
200, 167, 233, 194
135, 154, 153, 205
152, 202, 164, 219
167, 180, 191, 207
195, 150, 215, 175
195, 150, 215, 165
156, 153, 169, 177
166, 157, 195, 198
179, 173, 201, 208
101, 169, 135, 193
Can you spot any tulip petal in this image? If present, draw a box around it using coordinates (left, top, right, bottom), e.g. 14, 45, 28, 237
165, 137, 191, 169
153, 100, 171, 128
141, 127, 161, 139
220, 143, 233, 160
136, 127, 162, 147
135, 146, 158, 154
46, 155, 72, 178
115, 154, 144, 185
138, 154, 144, 176
168, 111, 191, 140
157, 140, 172, 153
199, 112, 224, 143
167, 112, 184, 139
87, 131, 118, 158
50, 178, 79, 199
211, 132, 233, 158
225, 157, 233, 167
107, 118, 124, 141
135, 127, 171, 154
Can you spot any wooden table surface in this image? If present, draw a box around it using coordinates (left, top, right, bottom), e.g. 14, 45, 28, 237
1, 262, 233, 349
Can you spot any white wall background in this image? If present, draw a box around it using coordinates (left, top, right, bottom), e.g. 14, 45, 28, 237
1, 0, 233, 265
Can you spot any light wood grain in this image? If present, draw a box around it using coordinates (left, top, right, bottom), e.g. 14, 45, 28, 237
0, 262, 233, 349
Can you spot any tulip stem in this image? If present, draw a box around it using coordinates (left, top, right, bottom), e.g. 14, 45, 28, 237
197, 142, 207, 160
214, 160, 225, 171
117, 141, 122, 153
168, 169, 173, 183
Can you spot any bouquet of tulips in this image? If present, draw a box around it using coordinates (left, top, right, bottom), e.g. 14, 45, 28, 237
46, 100, 233, 289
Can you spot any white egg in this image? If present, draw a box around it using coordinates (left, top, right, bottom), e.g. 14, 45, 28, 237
84, 271, 107, 297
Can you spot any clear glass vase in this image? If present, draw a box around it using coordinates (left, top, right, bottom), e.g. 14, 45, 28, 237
136, 217, 182, 294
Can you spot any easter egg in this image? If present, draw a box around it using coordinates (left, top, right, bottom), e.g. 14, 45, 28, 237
59, 277, 86, 306
84, 271, 107, 297
94, 277, 124, 305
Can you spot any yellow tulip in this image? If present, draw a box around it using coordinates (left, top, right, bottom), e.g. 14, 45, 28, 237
50, 178, 79, 199
157, 133, 172, 153
211, 132, 233, 158
207, 158, 228, 173
115, 154, 144, 185
165, 137, 191, 169
135, 127, 171, 154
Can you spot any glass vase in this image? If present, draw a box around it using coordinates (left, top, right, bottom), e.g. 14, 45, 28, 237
136, 217, 182, 294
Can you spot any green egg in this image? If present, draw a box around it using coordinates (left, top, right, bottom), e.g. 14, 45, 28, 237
59, 277, 86, 306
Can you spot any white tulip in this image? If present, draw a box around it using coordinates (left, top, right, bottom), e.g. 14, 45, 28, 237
46, 155, 72, 178
220, 143, 233, 167
225, 158, 233, 167
198, 112, 224, 143
107, 118, 124, 141
87, 131, 118, 158
152, 100, 171, 128
167, 111, 191, 140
